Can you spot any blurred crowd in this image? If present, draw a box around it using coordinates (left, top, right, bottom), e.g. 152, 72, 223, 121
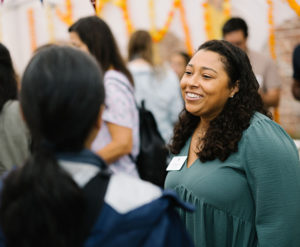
0, 15, 299, 247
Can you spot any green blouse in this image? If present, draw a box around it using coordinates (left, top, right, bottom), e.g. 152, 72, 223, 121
165, 113, 300, 247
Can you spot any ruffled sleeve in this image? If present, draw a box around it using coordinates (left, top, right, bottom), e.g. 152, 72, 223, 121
103, 76, 135, 129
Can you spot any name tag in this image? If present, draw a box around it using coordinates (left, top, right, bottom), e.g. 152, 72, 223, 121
166, 156, 187, 171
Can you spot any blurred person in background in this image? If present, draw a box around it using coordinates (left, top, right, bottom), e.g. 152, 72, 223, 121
222, 17, 281, 110
0, 43, 29, 176
292, 44, 300, 101
170, 51, 191, 80
128, 30, 183, 143
69, 16, 139, 177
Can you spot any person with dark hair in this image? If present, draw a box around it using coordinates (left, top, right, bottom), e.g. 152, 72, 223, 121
292, 44, 300, 101
0, 45, 194, 247
222, 17, 281, 110
69, 16, 139, 177
170, 51, 191, 80
0, 43, 29, 175
165, 40, 300, 247
128, 30, 183, 142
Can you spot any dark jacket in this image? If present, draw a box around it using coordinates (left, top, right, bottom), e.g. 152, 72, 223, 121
0, 149, 194, 247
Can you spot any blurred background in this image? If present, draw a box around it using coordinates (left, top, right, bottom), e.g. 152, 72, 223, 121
1, 0, 300, 139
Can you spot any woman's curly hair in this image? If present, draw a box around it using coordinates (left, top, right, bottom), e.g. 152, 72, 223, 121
169, 40, 271, 162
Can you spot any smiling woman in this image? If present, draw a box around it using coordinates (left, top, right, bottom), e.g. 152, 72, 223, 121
165, 40, 300, 247
181, 50, 238, 123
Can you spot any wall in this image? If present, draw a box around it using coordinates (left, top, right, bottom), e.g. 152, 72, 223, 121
0, 0, 299, 137
0, 0, 296, 73
275, 18, 300, 138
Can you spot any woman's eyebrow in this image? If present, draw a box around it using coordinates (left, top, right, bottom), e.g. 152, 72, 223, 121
186, 63, 217, 74
201, 66, 217, 74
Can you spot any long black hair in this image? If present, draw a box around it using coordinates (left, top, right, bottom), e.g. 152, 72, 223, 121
69, 16, 134, 85
0, 43, 18, 112
0, 46, 105, 247
170, 40, 271, 162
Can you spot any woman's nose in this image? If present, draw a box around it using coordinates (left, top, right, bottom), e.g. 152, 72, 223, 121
185, 75, 199, 88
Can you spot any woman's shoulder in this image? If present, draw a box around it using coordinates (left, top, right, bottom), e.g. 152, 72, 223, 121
248, 112, 281, 133
1, 100, 24, 124
244, 112, 297, 153
128, 59, 152, 70
250, 111, 270, 123
104, 70, 133, 92
2, 100, 20, 114
104, 70, 128, 83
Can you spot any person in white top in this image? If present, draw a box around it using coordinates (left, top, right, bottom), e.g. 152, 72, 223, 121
69, 16, 139, 177
128, 30, 183, 143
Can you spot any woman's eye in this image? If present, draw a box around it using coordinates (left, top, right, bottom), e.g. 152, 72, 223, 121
202, 74, 212, 79
184, 71, 192, 75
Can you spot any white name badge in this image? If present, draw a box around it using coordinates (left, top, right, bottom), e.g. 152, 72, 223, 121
166, 156, 187, 171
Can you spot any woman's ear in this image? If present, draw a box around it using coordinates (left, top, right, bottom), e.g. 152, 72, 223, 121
230, 80, 240, 98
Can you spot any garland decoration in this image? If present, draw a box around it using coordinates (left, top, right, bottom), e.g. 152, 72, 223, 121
149, 0, 156, 34
203, 0, 231, 40
202, 1, 212, 40
46, 3, 55, 43
286, 0, 300, 16
93, 0, 193, 54
178, 0, 193, 55
223, 0, 231, 18
150, 0, 178, 42
148, 0, 193, 54
94, 0, 134, 34
93, 0, 110, 16
56, 0, 73, 26
267, 0, 276, 59
267, 0, 280, 123
115, 0, 134, 34
27, 8, 37, 52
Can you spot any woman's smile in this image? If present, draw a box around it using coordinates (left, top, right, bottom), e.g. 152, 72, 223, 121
185, 92, 203, 101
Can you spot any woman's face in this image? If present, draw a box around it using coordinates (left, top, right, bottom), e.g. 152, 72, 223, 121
180, 49, 238, 121
69, 32, 90, 53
